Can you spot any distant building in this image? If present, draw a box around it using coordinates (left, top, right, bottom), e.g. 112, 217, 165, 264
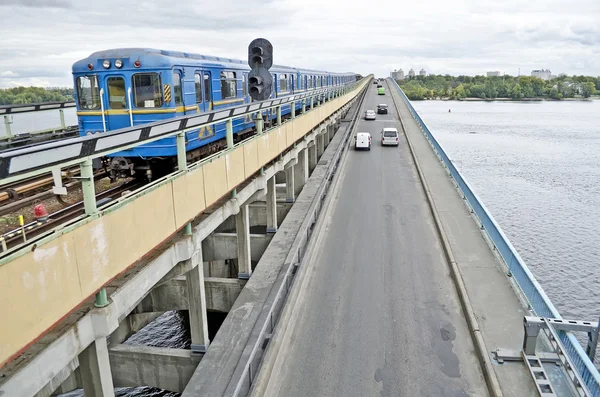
419, 68, 426, 76
408, 68, 415, 78
531, 69, 553, 80
390, 69, 405, 80
487, 71, 502, 77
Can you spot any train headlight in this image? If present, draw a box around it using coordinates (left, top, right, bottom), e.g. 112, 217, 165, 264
87, 63, 93, 70
115, 59, 123, 68
103, 59, 111, 69
133, 60, 141, 68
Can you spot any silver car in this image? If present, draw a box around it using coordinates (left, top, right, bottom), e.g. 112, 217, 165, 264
364, 110, 376, 120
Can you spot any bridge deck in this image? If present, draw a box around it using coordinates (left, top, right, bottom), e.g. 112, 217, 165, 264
253, 82, 492, 396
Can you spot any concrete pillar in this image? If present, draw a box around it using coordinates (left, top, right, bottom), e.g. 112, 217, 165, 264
308, 143, 318, 173
236, 205, 252, 279
285, 165, 295, 203
79, 337, 115, 397
186, 251, 210, 353
266, 176, 277, 233
317, 134, 325, 158
294, 148, 308, 196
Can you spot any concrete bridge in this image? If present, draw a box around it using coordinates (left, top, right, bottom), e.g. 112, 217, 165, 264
0, 76, 599, 397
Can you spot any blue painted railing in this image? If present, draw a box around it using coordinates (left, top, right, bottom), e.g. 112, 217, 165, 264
389, 78, 600, 396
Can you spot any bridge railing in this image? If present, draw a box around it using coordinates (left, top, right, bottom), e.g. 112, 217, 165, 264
389, 78, 600, 396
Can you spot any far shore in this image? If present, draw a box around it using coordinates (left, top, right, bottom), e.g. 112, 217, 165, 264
412, 96, 599, 102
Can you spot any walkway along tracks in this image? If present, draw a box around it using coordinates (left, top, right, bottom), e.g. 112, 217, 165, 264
180, 80, 369, 397
387, 79, 504, 397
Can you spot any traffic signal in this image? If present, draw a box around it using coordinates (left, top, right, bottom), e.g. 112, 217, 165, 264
248, 38, 273, 101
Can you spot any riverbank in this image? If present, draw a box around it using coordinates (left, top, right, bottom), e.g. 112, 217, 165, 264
414, 96, 599, 102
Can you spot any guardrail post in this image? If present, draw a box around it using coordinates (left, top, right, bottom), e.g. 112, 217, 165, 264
95, 288, 108, 308
254, 112, 263, 134
310, 97, 314, 110
80, 159, 97, 215
291, 101, 296, 119
276, 106, 282, 126
59, 109, 66, 129
176, 132, 187, 171
226, 119, 234, 149
3, 115, 13, 142
302, 99, 306, 114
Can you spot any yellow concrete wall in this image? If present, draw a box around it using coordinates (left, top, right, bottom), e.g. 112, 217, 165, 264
0, 79, 369, 368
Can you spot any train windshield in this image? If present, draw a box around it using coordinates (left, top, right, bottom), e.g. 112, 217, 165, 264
76, 75, 100, 110
132, 72, 163, 108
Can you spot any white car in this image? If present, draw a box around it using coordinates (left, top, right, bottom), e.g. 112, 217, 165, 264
364, 110, 376, 120
355, 132, 371, 150
381, 128, 399, 146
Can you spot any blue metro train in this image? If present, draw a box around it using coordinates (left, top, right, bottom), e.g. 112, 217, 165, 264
72, 48, 358, 180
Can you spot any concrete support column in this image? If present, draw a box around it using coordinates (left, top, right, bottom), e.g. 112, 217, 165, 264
317, 133, 325, 158
79, 337, 115, 397
236, 205, 252, 279
285, 165, 295, 203
308, 143, 318, 173
324, 125, 331, 147
266, 176, 277, 233
186, 251, 210, 353
294, 148, 308, 197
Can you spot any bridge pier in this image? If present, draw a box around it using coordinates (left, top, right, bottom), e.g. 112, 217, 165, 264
185, 251, 210, 354
294, 148, 308, 197
308, 142, 318, 173
285, 161, 296, 203
266, 176, 278, 233
236, 204, 252, 279
317, 133, 325, 158
79, 337, 115, 397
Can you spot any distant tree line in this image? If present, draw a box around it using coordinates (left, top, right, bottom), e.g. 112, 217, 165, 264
0, 87, 74, 106
396, 75, 600, 101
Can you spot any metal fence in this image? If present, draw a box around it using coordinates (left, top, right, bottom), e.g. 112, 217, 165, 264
389, 78, 600, 396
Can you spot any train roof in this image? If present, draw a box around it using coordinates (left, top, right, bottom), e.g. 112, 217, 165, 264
72, 48, 354, 76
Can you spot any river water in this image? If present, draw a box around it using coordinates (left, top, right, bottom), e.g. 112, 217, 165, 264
411, 99, 600, 324
17, 99, 599, 393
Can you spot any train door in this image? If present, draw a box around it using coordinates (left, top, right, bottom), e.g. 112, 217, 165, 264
103, 74, 132, 130
172, 68, 185, 114
195, 71, 212, 113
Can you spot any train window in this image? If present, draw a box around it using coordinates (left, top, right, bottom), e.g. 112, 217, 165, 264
280, 74, 287, 92
307, 75, 312, 89
194, 73, 202, 103
242, 73, 247, 96
76, 75, 100, 110
173, 72, 183, 106
132, 73, 163, 108
204, 73, 211, 103
107, 77, 126, 109
220, 71, 237, 99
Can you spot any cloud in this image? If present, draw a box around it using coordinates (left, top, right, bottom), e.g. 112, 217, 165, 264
0, 0, 598, 88
0, 71, 18, 77
0, 0, 71, 8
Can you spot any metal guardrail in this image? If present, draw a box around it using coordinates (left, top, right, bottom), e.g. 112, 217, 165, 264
0, 101, 76, 115
0, 83, 358, 183
389, 78, 600, 396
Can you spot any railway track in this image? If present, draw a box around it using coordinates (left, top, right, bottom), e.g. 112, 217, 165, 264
0, 179, 143, 253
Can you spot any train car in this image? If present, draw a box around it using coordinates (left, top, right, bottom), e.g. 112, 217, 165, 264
72, 48, 356, 180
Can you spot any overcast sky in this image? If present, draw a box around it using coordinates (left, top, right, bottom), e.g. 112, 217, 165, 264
0, 0, 598, 88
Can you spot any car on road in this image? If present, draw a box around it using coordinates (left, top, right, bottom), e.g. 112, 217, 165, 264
378, 87, 385, 95
381, 128, 399, 146
373, 80, 378, 84
364, 110, 376, 120
377, 104, 388, 114
377, 83, 382, 88
355, 132, 371, 150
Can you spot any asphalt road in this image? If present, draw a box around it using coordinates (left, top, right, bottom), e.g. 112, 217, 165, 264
258, 81, 489, 397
